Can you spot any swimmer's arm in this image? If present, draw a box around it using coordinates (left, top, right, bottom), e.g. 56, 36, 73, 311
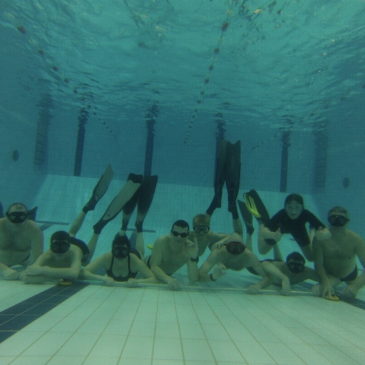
262, 262, 287, 282
28, 251, 82, 280
0, 261, 20, 280
198, 250, 221, 281
81, 254, 110, 281
210, 233, 241, 250
313, 239, 331, 296
246, 252, 270, 289
207, 234, 228, 251
29, 225, 44, 264
130, 255, 157, 284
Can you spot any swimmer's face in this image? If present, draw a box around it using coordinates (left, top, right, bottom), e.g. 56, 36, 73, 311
171, 225, 189, 242
286, 259, 305, 273
6, 205, 28, 224
193, 222, 210, 235
285, 201, 303, 220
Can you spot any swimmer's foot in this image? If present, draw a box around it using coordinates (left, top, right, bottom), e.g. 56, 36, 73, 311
83, 165, 114, 213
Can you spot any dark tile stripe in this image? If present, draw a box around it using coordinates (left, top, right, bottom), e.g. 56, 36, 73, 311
0, 282, 88, 343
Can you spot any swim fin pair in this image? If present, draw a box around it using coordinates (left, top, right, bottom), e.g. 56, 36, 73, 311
93, 173, 145, 234
121, 175, 158, 232
206, 140, 241, 218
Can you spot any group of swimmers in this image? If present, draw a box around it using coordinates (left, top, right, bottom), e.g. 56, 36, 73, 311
1, 155, 364, 302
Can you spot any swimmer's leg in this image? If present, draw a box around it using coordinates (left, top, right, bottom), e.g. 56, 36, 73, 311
93, 174, 143, 234
238, 199, 254, 240
133, 231, 145, 257
121, 175, 158, 234
69, 165, 114, 236
225, 141, 241, 221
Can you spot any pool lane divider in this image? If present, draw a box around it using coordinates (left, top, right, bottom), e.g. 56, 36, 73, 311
0, 282, 88, 343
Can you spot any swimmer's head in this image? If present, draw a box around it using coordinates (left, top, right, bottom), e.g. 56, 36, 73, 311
327, 206, 349, 227
193, 214, 210, 234
224, 241, 245, 255
286, 251, 305, 273
6, 202, 28, 224
284, 194, 304, 220
112, 234, 130, 259
50, 231, 71, 254
171, 220, 190, 240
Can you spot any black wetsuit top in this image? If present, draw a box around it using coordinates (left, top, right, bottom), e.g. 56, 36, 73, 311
106, 250, 140, 282
267, 209, 325, 247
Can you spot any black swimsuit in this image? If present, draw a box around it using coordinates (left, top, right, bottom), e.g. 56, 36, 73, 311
106, 252, 140, 282
247, 259, 282, 276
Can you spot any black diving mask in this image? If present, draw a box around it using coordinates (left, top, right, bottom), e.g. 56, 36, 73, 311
193, 225, 210, 234
112, 234, 130, 258
328, 214, 349, 227
7, 211, 28, 224
50, 239, 70, 254
287, 261, 305, 274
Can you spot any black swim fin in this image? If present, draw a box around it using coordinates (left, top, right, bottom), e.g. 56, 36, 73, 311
237, 200, 254, 235
225, 141, 241, 219
122, 175, 158, 232
206, 140, 228, 216
83, 165, 114, 212
244, 189, 270, 226
27, 207, 38, 221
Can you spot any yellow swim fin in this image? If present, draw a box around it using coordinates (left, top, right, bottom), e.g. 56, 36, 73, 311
243, 193, 261, 219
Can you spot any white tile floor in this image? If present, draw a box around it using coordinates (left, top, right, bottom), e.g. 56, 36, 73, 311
1, 281, 365, 365
1, 175, 364, 365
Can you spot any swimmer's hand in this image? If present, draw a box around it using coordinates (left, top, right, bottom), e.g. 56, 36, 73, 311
315, 227, 331, 241
103, 276, 115, 286
167, 278, 181, 290
212, 264, 227, 280
280, 277, 291, 296
3, 268, 20, 280
246, 283, 261, 294
125, 278, 141, 288
261, 227, 282, 242
319, 280, 336, 300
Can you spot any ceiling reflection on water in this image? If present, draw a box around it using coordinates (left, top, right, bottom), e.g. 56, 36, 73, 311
2, 0, 365, 134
